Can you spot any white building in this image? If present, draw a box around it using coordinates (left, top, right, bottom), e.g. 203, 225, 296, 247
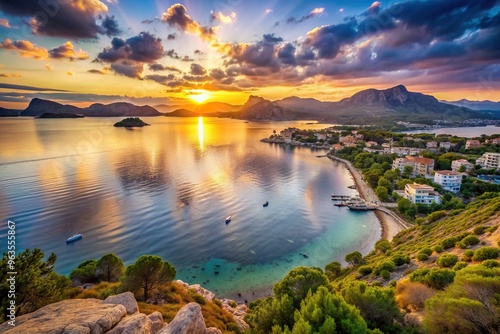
476, 152, 500, 170
426, 141, 438, 149
451, 159, 474, 172
439, 142, 453, 150
404, 183, 442, 205
434, 170, 464, 193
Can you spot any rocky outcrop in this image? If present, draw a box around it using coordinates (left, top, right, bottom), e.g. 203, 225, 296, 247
176, 280, 215, 302
0, 298, 127, 334
158, 303, 206, 334
220, 299, 250, 331
104, 291, 139, 314
238, 95, 301, 121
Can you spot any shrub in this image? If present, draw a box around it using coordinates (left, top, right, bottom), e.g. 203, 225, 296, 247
420, 248, 433, 256
416, 253, 429, 261
441, 237, 458, 249
392, 254, 411, 266
345, 251, 363, 266
481, 260, 500, 269
375, 261, 396, 275
415, 218, 425, 225
458, 235, 480, 248
464, 250, 475, 258
472, 247, 499, 261
436, 254, 459, 268
409, 268, 455, 290
358, 265, 373, 276
380, 270, 391, 280
395, 279, 436, 312
375, 240, 392, 254
453, 262, 468, 271
487, 225, 498, 233
432, 245, 444, 253
473, 226, 488, 235
427, 210, 447, 223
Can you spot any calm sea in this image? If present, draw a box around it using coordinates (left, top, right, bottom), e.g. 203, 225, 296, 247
0, 117, 380, 299
405, 125, 500, 137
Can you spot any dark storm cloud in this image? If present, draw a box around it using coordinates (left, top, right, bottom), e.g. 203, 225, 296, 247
148, 64, 182, 73
96, 32, 164, 78
262, 34, 283, 44
190, 63, 206, 75
0, 0, 109, 39
100, 15, 121, 37
144, 74, 176, 85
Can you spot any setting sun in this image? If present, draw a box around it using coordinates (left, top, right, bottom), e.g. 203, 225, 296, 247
189, 90, 210, 104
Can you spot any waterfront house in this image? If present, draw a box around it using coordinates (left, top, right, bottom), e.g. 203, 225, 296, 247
451, 159, 474, 172
404, 183, 442, 204
434, 170, 465, 193
465, 139, 482, 149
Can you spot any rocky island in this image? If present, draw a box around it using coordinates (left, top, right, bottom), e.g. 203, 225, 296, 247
114, 117, 150, 127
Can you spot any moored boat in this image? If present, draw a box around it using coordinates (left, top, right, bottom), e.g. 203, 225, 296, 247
225, 216, 232, 224
263, 201, 269, 207
66, 233, 83, 243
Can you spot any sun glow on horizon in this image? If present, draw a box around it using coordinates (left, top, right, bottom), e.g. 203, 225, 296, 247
189, 90, 211, 104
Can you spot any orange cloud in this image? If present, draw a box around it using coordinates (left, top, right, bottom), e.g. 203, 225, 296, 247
0, 19, 11, 28
48, 41, 89, 61
0, 39, 89, 61
0, 39, 49, 59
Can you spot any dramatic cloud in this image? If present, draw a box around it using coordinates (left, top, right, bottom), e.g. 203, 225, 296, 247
1, 39, 89, 61
0, 0, 110, 39
148, 64, 181, 73
48, 41, 89, 61
100, 15, 121, 36
162, 4, 217, 44
97, 32, 164, 78
286, 8, 325, 25
0, 18, 11, 28
0, 39, 48, 59
210, 11, 237, 24
190, 63, 206, 75
144, 74, 176, 85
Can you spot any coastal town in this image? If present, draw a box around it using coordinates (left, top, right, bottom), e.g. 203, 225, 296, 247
262, 127, 500, 225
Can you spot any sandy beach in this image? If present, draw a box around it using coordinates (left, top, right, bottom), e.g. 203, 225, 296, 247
327, 154, 409, 241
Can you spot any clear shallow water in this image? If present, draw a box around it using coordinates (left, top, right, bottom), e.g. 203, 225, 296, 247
0, 117, 380, 298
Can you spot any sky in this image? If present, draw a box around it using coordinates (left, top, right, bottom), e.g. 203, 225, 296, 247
0, 0, 499, 109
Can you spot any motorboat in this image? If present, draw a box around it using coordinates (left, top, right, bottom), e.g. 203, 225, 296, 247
263, 201, 269, 207
66, 234, 83, 243
225, 216, 232, 224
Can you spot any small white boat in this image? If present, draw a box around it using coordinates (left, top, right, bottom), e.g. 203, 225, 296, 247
225, 216, 232, 224
66, 233, 83, 243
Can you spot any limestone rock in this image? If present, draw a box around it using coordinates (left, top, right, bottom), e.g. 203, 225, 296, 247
148, 311, 166, 333
188, 284, 215, 302
158, 303, 206, 334
104, 292, 139, 314
0, 298, 126, 334
221, 299, 249, 331
107, 312, 151, 334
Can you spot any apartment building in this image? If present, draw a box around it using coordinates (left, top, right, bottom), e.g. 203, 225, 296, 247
434, 170, 464, 193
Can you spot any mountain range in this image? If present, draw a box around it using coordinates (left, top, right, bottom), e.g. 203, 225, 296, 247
1, 85, 499, 125
443, 99, 500, 111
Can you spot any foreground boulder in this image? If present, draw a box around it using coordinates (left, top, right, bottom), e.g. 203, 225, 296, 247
158, 303, 206, 334
0, 298, 127, 334
104, 291, 139, 314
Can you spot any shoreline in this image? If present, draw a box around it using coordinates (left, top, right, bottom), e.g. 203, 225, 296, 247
326, 153, 409, 241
